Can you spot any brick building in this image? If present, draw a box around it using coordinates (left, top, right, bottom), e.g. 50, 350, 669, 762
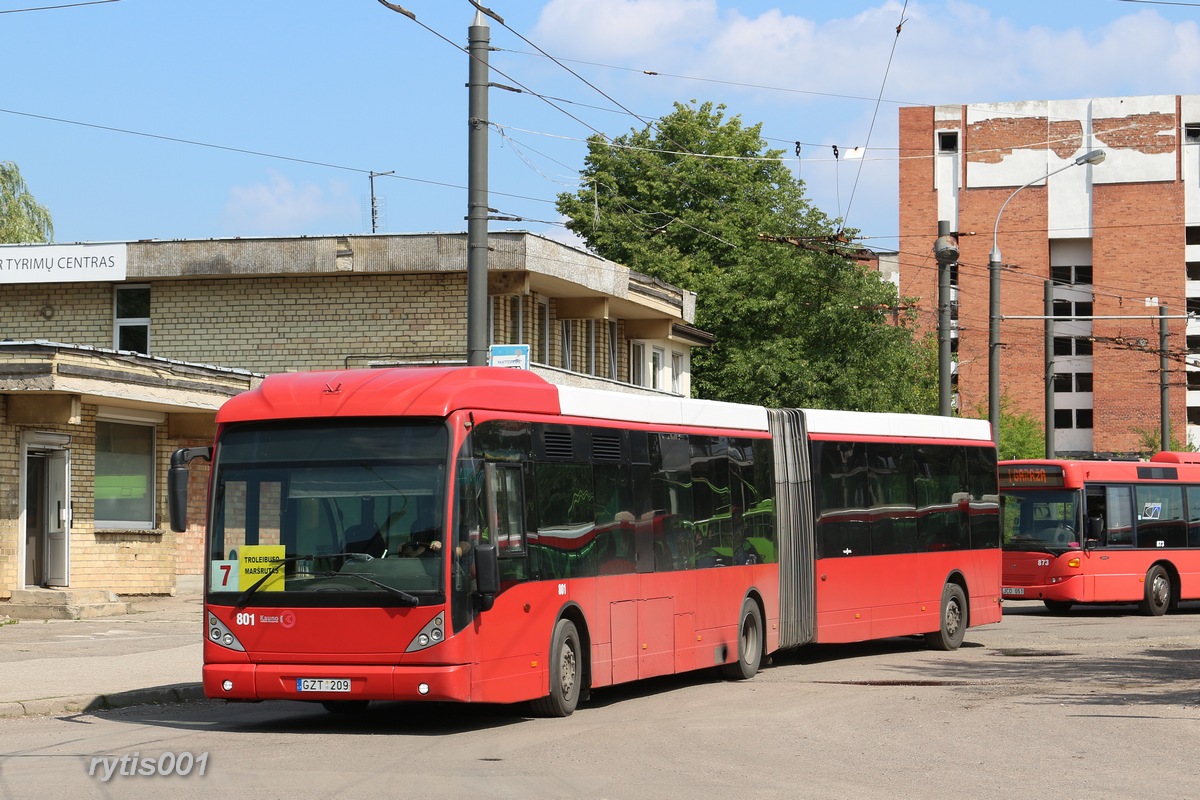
0, 232, 710, 603
899, 95, 1200, 456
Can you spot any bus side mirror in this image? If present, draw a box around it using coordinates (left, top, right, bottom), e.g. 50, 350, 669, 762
474, 543, 500, 612
1085, 516, 1103, 550
168, 447, 211, 533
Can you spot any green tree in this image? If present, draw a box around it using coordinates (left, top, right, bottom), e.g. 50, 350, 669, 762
0, 161, 53, 243
556, 101, 935, 412
1132, 426, 1196, 457
966, 395, 1043, 460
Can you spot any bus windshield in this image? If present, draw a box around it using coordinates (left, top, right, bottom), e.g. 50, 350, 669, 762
1002, 489, 1080, 551
207, 420, 449, 604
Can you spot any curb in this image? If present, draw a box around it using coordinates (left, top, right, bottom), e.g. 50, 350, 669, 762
0, 682, 205, 720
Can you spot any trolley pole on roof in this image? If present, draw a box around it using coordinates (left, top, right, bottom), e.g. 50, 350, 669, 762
466, 10, 490, 366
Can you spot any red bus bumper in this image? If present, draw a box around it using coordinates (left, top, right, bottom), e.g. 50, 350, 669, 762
204, 662, 474, 703
1002, 574, 1081, 603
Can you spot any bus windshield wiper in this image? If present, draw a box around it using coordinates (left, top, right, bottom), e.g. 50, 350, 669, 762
333, 570, 421, 606
234, 554, 314, 608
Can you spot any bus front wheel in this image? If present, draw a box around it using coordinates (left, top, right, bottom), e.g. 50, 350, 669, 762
530, 618, 582, 717
924, 583, 967, 651
721, 598, 763, 680
1139, 565, 1171, 616
1043, 600, 1073, 614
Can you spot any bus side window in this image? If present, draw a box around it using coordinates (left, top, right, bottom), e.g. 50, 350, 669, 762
1187, 486, 1200, 547
1103, 485, 1134, 546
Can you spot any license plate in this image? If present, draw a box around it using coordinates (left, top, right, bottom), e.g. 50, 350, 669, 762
296, 678, 351, 693
1001, 587, 1025, 596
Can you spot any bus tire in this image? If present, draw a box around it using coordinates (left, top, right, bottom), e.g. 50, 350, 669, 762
1139, 565, 1171, 617
530, 618, 582, 717
1043, 600, 1073, 614
924, 583, 967, 651
721, 598, 763, 680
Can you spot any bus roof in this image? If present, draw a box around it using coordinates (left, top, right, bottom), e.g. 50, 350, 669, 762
216, 366, 993, 442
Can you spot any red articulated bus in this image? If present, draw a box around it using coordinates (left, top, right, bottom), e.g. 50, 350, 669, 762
1000, 453, 1200, 614
169, 366, 1000, 716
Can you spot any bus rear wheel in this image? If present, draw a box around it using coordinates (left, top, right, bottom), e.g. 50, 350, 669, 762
1139, 565, 1171, 616
721, 598, 763, 680
530, 618, 582, 717
924, 583, 967, 651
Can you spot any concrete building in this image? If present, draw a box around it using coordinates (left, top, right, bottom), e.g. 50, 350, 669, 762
0, 232, 711, 606
899, 95, 1200, 456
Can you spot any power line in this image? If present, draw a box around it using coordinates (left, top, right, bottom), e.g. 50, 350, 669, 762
0, 0, 118, 13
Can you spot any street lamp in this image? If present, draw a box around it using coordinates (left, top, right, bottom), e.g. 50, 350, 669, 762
987, 148, 1106, 445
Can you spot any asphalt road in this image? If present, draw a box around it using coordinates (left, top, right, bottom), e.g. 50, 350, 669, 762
1, 601, 1197, 800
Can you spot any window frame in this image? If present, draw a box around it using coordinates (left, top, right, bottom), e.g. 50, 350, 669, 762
113, 284, 151, 355
94, 416, 158, 530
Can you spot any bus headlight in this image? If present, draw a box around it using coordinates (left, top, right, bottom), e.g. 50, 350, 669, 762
207, 614, 246, 652
406, 614, 445, 653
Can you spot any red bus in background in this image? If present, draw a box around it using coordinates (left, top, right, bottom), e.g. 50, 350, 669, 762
1000, 453, 1200, 614
169, 366, 1000, 717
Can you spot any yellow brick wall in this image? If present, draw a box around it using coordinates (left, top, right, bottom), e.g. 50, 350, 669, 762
0, 399, 17, 599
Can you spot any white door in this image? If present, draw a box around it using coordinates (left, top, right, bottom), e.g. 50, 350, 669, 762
45, 449, 70, 587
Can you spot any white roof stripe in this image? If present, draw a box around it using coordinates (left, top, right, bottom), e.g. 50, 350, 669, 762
555, 386, 992, 442
555, 385, 770, 431
803, 408, 992, 442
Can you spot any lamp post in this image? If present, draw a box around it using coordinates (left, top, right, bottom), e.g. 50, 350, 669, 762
987, 148, 1105, 445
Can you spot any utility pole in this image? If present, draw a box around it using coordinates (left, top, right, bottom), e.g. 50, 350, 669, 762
1161, 305, 1170, 451
466, 10, 490, 366
1044, 281, 1055, 458
933, 221, 959, 417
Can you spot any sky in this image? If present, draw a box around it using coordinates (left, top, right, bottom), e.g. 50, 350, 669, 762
4, 0, 1200, 254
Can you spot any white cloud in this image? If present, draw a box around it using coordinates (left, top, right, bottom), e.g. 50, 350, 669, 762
222, 173, 354, 236
534, 0, 718, 60
529, 0, 1200, 244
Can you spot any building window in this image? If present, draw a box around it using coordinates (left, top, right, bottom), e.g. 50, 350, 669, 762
114, 285, 150, 354
608, 320, 618, 378
937, 131, 959, 153
1056, 336, 1093, 356
1075, 373, 1094, 392
1051, 265, 1092, 285
560, 320, 574, 371
509, 296, 523, 345
671, 351, 683, 394
1075, 409, 1094, 429
538, 300, 550, 364
585, 320, 597, 375
1186, 123, 1200, 143
95, 419, 156, 529
1187, 227, 1200, 246
1187, 371, 1200, 390
1054, 410, 1073, 430
651, 347, 664, 390
1053, 373, 1072, 393
630, 341, 645, 386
